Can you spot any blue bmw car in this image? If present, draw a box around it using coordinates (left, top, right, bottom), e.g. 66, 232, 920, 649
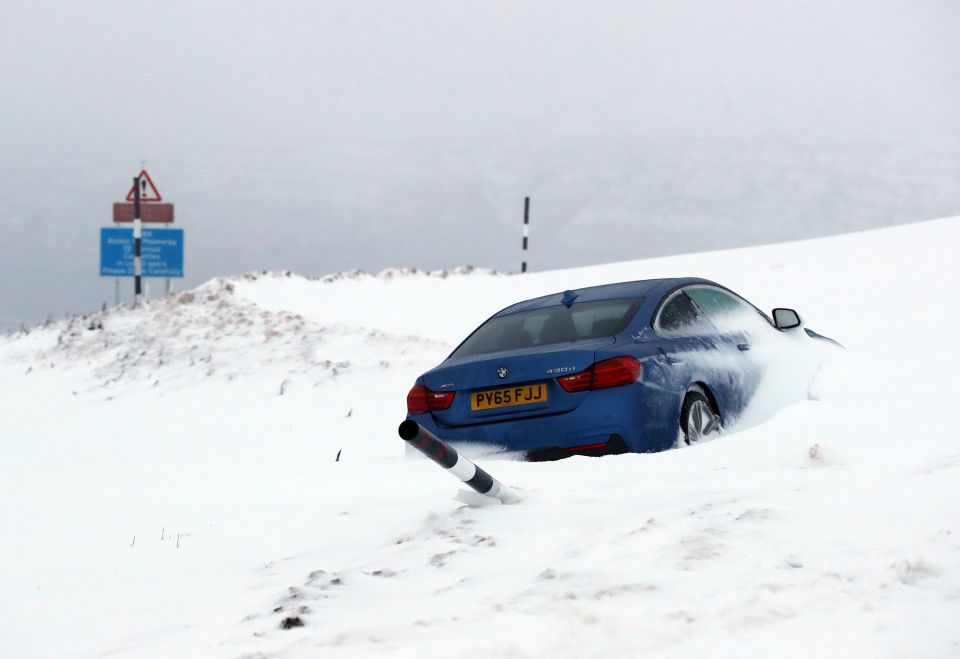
406, 277, 830, 460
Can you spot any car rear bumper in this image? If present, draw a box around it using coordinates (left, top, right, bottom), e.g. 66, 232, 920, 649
524, 433, 629, 461
406, 382, 679, 457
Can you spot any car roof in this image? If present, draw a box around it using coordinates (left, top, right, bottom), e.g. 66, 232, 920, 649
493, 277, 719, 317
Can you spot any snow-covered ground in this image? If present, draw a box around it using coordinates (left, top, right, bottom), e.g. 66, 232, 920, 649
1, 217, 959, 658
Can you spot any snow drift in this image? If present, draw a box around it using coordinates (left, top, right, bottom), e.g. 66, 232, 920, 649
1, 217, 959, 658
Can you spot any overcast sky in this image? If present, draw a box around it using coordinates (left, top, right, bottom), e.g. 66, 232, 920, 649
2, 1, 959, 329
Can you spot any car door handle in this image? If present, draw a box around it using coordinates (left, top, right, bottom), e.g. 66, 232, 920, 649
737, 343, 751, 351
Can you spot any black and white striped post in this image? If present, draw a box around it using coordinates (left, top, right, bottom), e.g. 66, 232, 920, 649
521, 196, 530, 273
398, 420, 518, 504
133, 176, 143, 306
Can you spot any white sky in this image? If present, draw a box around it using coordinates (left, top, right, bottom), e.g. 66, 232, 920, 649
1, 1, 959, 327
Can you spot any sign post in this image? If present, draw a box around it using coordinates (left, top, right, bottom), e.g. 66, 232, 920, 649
133, 177, 142, 305
101, 169, 182, 304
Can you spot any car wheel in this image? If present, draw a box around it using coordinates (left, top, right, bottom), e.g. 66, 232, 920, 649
679, 388, 721, 446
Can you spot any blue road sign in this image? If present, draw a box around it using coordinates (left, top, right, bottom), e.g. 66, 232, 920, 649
100, 228, 184, 277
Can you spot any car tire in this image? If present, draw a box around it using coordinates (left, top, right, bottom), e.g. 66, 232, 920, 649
679, 388, 722, 446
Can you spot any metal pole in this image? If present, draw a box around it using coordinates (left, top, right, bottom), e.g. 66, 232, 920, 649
114, 277, 120, 306
521, 196, 530, 273
398, 420, 518, 504
133, 176, 142, 306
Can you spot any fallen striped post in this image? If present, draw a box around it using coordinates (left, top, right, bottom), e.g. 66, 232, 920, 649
398, 420, 518, 504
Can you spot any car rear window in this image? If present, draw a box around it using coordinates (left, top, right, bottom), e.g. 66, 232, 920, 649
451, 298, 644, 358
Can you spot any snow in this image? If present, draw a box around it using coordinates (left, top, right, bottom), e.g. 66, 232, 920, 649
1, 217, 959, 657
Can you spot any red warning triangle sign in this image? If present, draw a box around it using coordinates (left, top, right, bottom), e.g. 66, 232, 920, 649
125, 169, 163, 202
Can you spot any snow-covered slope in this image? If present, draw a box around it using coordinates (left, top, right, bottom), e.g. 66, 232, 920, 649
1, 217, 959, 657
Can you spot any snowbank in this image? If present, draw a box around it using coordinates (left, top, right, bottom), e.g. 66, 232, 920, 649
1, 217, 958, 657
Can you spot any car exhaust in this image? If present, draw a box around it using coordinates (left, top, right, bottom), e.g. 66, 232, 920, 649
398, 420, 519, 504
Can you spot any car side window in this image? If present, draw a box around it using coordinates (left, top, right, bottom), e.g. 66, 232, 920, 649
685, 287, 746, 318
656, 291, 706, 334
685, 285, 771, 330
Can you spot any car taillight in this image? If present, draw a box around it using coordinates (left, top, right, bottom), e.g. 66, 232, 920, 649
426, 389, 456, 410
406, 384, 456, 414
556, 356, 641, 392
407, 384, 429, 413
556, 369, 592, 393
592, 356, 642, 389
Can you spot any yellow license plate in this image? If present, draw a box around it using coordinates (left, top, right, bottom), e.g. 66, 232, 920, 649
471, 383, 548, 411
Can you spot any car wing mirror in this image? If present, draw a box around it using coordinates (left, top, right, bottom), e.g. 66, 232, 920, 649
772, 308, 802, 330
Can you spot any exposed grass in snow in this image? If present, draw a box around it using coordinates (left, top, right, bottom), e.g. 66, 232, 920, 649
1, 217, 959, 657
